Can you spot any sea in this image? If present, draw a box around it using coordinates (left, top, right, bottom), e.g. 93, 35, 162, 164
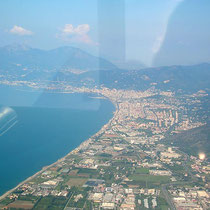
0, 85, 115, 196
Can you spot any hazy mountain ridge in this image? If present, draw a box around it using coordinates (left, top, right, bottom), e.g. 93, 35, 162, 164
0, 44, 117, 72
56, 63, 210, 93
0, 45, 210, 93
164, 124, 210, 158
102, 63, 210, 92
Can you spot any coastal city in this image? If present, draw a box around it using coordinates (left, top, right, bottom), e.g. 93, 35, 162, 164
0, 80, 209, 210
1, 0, 210, 209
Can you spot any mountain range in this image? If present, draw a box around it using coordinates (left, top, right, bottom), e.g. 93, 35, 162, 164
0, 44, 210, 93
0, 44, 117, 73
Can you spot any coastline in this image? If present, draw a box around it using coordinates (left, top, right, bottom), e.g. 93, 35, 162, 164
0, 92, 117, 202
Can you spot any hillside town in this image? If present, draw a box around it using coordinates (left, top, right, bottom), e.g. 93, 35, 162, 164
0, 81, 209, 210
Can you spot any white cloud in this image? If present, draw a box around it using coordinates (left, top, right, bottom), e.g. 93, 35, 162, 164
57, 24, 95, 45
10, 25, 33, 36
151, 0, 184, 62
152, 33, 165, 54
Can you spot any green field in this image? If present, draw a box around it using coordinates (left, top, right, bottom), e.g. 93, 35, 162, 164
130, 174, 170, 182
129, 174, 170, 187
67, 178, 88, 187
135, 167, 150, 174
33, 196, 68, 210
78, 168, 98, 175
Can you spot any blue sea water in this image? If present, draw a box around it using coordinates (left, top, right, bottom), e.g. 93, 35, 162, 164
0, 85, 115, 196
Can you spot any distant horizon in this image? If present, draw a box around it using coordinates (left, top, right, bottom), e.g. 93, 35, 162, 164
1, 0, 210, 67
1, 43, 210, 70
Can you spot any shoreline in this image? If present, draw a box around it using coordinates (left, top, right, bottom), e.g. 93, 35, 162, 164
0, 92, 117, 202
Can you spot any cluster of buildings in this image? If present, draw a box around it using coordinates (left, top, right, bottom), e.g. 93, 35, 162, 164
0, 85, 209, 209
169, 187, 209, 210
88, 184, 160, 210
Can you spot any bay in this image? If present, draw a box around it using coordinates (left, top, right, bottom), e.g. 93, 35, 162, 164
0, 87, 115, 195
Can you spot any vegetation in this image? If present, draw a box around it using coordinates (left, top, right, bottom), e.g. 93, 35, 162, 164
129, 174, 170, 188
67, 178, 87, 187
164, 124, 210, 159
34, 196, 68, 210
135, 167, 150, 174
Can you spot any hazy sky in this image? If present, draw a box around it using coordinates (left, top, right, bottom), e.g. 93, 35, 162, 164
0, 0, 209, 67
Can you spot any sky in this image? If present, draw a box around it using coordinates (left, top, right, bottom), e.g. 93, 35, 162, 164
0, 0, 209, 67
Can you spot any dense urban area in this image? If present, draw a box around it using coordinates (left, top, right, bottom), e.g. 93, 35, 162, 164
0, 79, 209, 210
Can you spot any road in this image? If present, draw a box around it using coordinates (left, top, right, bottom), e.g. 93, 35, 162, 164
161, 184, 176, 210
161, 149, 199, 210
